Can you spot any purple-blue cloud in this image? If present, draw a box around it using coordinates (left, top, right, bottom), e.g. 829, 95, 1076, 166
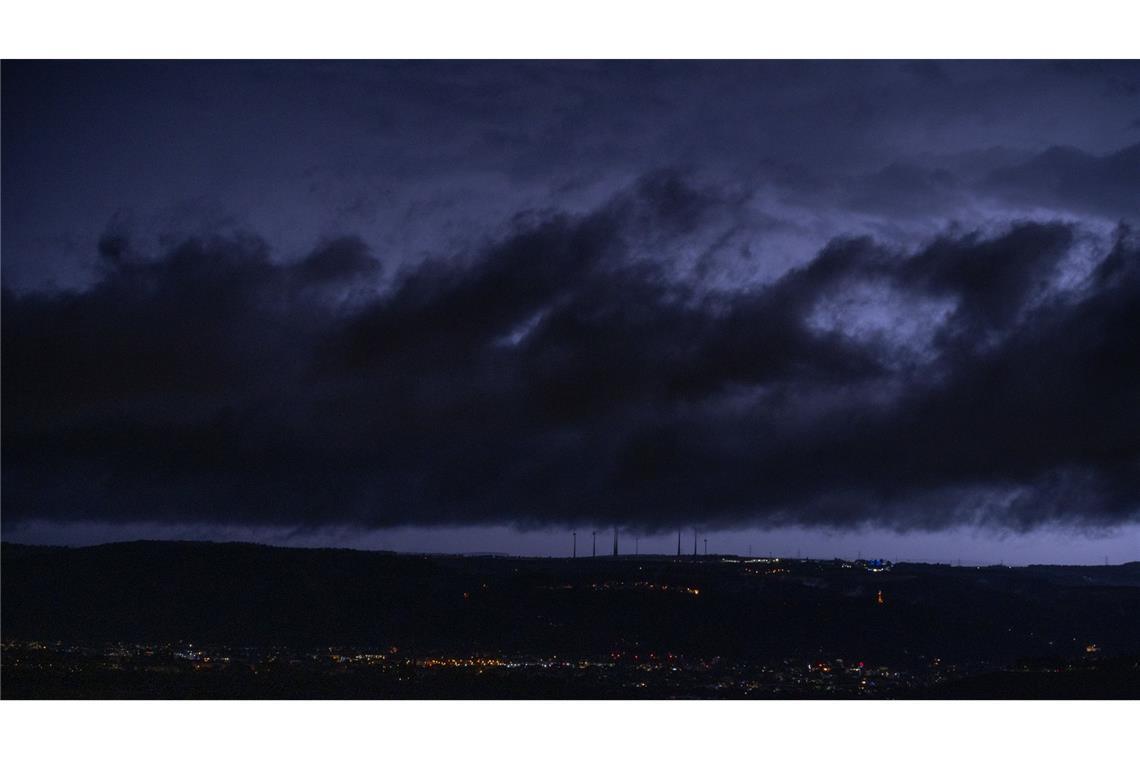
2, 61, 1139, 541
3, 174, 1137, 532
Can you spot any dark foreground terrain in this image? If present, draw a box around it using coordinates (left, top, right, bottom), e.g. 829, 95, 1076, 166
3, 541, 1139, 698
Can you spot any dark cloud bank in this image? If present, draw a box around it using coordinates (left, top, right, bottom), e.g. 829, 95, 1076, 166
4, 171, 1139, 534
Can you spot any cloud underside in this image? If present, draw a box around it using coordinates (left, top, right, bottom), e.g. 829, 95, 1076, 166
3, 177, 1139, 532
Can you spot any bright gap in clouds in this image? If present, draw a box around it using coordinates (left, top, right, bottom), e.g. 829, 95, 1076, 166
5, 520, 1136, 566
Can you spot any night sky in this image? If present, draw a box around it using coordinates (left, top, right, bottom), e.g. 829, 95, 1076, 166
3, 60, 1138, 563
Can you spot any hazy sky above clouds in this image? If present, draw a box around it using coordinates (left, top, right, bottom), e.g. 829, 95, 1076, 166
3, 61, 1138, 561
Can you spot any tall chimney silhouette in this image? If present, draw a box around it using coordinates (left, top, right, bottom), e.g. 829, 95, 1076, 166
572, 530, 577, 559
693, 529, 698, 557
677, 530, 682, 557
592, 531, 597, 558
612, 527, 618, 556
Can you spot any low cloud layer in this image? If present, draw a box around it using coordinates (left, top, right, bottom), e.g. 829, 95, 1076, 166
3, 62, 1139, 538
4, 173, 1138, 533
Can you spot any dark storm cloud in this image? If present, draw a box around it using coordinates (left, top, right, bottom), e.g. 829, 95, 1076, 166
3, 173, 1138, 532
784, 141, 1140, 224
3, 61, 1140, 537
982, 143, 1140, 219
292, 236, 381, 285
840, 163, 964, 216
6, 60, 1140, 292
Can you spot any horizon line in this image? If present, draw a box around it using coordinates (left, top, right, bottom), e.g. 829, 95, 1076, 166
3, 538, 1135, 569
